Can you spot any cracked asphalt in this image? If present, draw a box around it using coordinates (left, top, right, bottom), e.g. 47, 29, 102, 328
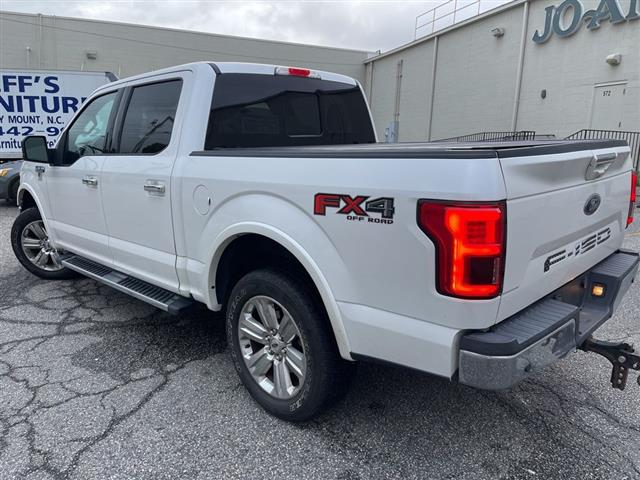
1, 201, 640, 480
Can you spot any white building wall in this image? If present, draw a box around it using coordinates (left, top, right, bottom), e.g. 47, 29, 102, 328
2, 3, 639, 143
431, 5, 524, 140
367, 43, 435, 142
0, 11, 368, 82
367, 54, 399, 140
396, 43, 435, 142
517, 0, 640, 137
365, 0, 640, 142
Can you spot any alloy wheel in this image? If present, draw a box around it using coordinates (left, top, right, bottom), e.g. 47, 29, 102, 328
20, 220, 63, 272
238, 295, 307, 399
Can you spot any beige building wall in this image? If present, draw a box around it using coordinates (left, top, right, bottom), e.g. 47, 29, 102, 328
0, 11, 368, 82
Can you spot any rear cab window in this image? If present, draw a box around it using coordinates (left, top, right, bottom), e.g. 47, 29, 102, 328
205, 74, 375, 149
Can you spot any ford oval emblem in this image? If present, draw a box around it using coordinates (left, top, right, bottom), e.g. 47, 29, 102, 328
584, 194, 601, 216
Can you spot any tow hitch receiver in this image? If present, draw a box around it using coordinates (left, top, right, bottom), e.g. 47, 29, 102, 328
579, 337, 640, 390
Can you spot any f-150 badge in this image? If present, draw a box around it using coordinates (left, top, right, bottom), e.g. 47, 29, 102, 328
314, 193, 395, 224
544, 227, 611, 272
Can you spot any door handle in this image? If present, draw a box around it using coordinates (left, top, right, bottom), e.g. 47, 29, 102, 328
585, 153, 617, 180
82, 176, 98, 187
144, 180, 166, 195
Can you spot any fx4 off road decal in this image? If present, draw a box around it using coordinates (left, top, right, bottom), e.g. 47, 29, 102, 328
313, 193, 395, 224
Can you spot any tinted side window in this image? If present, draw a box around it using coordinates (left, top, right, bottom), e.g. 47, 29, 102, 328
205, 74, 375, 149
118, 80, 182, 154
65, 91, 118, 163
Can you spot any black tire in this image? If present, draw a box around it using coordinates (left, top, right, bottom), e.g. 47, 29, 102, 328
226, 268, 354, 421
11, 207, 78, 280
8, 179, 19, 204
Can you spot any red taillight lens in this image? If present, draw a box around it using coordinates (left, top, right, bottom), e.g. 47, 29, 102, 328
418, 200, 506, 299
627, 171, 637, 227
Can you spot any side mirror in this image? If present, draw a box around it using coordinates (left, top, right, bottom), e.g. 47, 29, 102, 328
22, 136, 51, 164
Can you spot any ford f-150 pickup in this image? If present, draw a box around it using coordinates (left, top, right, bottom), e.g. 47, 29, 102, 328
11, 62, 640, 421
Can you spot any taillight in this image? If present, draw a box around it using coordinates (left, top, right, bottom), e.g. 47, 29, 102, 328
274, 66, 321, 79
627, 171, 637, 227
417, 200, 506, 299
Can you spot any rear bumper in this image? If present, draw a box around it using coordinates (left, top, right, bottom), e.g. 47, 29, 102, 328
458, 249, 639, 390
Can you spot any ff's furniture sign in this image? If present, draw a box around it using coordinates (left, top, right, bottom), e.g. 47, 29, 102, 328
0, 70, 114, 158
533, 0, 640, 44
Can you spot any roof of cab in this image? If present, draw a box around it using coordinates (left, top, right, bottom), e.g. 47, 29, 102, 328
212, 62, 357, 85
94, 61, 357, 94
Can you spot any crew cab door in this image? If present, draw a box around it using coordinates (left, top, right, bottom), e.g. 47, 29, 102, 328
100, 74, 187, 292
45, 90, 121, 266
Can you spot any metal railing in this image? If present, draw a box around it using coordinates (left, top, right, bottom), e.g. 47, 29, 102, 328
433, 131, 538, 142
566, 129, 640, 169
414, 0, 505, 39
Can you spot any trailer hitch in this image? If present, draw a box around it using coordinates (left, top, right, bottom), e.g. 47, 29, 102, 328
579, 337, 640, 390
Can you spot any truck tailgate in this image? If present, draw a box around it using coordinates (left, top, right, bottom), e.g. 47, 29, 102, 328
497, 143, 633, 322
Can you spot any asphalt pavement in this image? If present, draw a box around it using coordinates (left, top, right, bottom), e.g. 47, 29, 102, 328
1, 200, 640, 480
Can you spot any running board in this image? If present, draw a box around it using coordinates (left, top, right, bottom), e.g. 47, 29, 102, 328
61, 254, 194, 315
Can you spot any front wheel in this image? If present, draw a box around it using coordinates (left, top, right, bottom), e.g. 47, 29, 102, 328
11, 207, 77, 280
226, 269, 354, 421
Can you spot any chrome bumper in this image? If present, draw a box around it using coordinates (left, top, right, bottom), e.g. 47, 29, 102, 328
458, 249, 639, 390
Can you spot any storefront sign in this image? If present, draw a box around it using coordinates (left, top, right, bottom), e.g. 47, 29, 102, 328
533, 0, 640, 44
0, 71, 113, 157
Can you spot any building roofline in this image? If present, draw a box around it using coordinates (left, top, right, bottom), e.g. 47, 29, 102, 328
0, 9, 373, 56
364, 0, 527, 63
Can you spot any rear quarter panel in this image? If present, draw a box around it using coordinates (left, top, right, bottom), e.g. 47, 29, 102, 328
175, 154, 507, 332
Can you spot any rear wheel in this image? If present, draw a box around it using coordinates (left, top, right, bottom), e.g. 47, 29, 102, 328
11, 207, 77, 280
226, 268, 354, 421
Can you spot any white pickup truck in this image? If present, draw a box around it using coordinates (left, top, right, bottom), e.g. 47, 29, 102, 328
11, 62, 640, 421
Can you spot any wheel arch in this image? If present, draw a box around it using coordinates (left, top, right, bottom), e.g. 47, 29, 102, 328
7, 175, 20, 201
207, 223, 352, 359
18, 184, 42, 213
16, 184, 59, 240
